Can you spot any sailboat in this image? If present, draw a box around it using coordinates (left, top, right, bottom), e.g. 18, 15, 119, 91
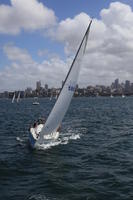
33, 97, 39, 105
17, 92, 20, 103
12, 93, 15, 103
50, 96, 52, 101
29, 21, 92, 148
50, 92, 53, 101
110, 94, 114, 98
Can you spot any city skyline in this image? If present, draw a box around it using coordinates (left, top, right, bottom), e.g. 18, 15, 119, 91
1, 77, 133, 91
30, 78, 133, 91
1, 1, 133, 91
1, 78, 133, 99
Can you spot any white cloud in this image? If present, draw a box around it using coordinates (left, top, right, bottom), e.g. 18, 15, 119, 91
50, 2, 133, 86
0, 0, 57, 34
1, 1, 133, 90
0, 44, 68, 91
3, 44, 33, 64
101, 2, 133, 27
50, 13, 92, 55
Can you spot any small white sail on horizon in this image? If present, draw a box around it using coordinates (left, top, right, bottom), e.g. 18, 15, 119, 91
50, 92, 53, 101
12, 93, 15, 103
17, 92, 20, 103
34, 21, 92, 147
110, 94, 114, 98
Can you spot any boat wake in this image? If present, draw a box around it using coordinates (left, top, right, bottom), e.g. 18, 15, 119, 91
28, 194, 50, 200
28, 193, 58, 200
36, 132, 81, 150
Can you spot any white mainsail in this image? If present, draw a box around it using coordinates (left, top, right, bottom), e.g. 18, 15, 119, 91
37, 21, 92, 145
12, 93, 15, 103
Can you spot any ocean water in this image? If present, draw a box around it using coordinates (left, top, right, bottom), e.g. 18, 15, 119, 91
0, 97, 133, 200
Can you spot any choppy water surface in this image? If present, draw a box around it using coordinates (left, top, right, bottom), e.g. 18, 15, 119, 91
0, 97, 133, 200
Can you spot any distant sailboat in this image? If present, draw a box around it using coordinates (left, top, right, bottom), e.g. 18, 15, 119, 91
110, 94, 114, 98
29, 21, 92, 148
12, 93, 15, 103
122, 94, 125, 98
50, 92, 53, 101
17, 92, 20, 103
50, 96, 52, 101
33, 97, 39, 105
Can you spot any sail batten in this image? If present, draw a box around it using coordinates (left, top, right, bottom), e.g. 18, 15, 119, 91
36, 21, 92, 145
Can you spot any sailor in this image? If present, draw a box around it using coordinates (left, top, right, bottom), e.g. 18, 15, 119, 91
32, 121, 38, 138
37, 117, 45, 125
34, 117, 46, 139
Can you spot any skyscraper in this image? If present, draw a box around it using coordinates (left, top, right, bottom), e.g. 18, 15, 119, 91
114, 78, 119, 89
125, 80, 130, 92
36, 81, 41, 91
45, 84, 48, 90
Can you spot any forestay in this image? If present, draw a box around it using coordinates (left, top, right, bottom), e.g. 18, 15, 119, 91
37, 21, 92, 145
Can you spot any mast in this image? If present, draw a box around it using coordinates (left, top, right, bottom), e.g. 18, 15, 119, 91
58, 20, 92, 99
36, 20, 92, 145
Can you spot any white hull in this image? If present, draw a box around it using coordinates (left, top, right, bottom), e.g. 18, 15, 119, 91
33, 102, 39, 105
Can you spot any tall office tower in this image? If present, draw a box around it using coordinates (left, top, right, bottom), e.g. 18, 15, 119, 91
36, 81, 41, 91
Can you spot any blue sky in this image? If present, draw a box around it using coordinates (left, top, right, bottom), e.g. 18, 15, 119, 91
44, 0, 133, 19
1, 0, 133, 91
0, 0, 112, 66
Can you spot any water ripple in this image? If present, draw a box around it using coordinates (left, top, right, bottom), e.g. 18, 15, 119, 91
0, 97, 133, 200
